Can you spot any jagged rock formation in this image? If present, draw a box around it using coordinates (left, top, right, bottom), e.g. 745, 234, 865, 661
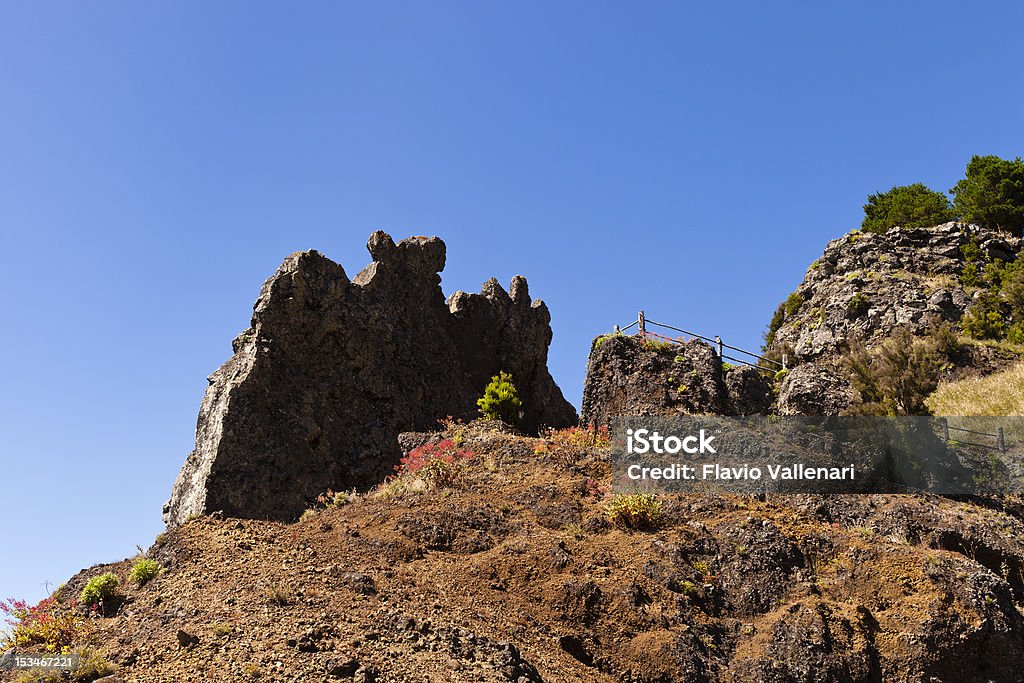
164, 232, 576, 527
579, 335, 773, 425
770, 222, 1020, 362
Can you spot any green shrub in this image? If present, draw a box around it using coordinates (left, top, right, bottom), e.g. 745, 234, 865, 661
604, 493, 663, 530
784, 292, 804, 317
951, 155, 1024, 234
642, 338, 674, 351
960, 262, 980, 288
845, 326, 956, 416
1007, 323, 1024, 345
128, 559, 160, 586
476, 371, 523, 426
960, 239, 983, 262
861, 183, 954, 234
962, 304, 1006, 340
79, 573, 118, 606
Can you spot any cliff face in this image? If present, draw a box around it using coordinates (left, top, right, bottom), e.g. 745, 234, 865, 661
164, 232, 576, 527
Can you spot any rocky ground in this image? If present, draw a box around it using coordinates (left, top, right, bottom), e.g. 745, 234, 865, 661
7, 423, 1024, 683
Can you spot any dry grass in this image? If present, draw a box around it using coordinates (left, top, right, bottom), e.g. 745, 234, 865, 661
927, 362, 1024, 416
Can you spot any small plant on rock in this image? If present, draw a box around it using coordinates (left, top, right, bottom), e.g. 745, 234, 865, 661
70, 647, 116, 680
317, 489, 357, 509
476, 371, 523, 426
78, 573, 118, 608
265, 585, 292, 607
129, 558, 161, 586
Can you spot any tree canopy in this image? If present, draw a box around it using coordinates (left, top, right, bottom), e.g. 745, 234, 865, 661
951, 155, 1024, 235
861, 183, 953, 234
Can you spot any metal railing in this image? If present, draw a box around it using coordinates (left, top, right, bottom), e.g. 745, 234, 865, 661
938, 418, 1006, 452
612, 310, 785, 373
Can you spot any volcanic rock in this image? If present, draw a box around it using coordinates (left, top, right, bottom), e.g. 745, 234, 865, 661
164, 232, 575, 526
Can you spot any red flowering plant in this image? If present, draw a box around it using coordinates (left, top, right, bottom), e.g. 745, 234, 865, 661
1, 596, 91, 652
395, 439, 476, 489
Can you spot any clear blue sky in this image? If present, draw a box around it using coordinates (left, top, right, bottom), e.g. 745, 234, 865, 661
1, 2, 1021, 606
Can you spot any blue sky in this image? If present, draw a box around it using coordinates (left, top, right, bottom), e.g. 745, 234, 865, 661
1, 2, 1021, 606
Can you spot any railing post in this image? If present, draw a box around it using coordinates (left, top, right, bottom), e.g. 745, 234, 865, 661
613, 324, 620, 334
998, 426, 1005, 453
638, 310, 645, 336
715, 335, 723, 360
782, 353, 788, 370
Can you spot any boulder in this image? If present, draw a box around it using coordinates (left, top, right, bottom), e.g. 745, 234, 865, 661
775, 364, 853, 416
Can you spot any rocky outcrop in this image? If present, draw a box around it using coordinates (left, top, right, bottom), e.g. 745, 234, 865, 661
768, 222, 1022, 362
758, 222, 1024, 415
580, 335, 773, 425
164, 232, 576, 527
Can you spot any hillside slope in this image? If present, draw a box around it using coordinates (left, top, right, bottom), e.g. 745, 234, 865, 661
6, 424, 1024, 683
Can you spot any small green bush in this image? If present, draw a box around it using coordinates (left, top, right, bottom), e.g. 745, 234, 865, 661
642, 338, 674, 351
129, 559, 160, 586
960, 239, 983, 262
951, 155, 1024, 234
962, 305, 1006, 340
784, 292, 804, 317
861, 183, 954, 234
79, 573, 118, 606
476, 371, 523, 426
1007, 323, 1024, 345
604, 493, 663, 530
71, 647, 116, 681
